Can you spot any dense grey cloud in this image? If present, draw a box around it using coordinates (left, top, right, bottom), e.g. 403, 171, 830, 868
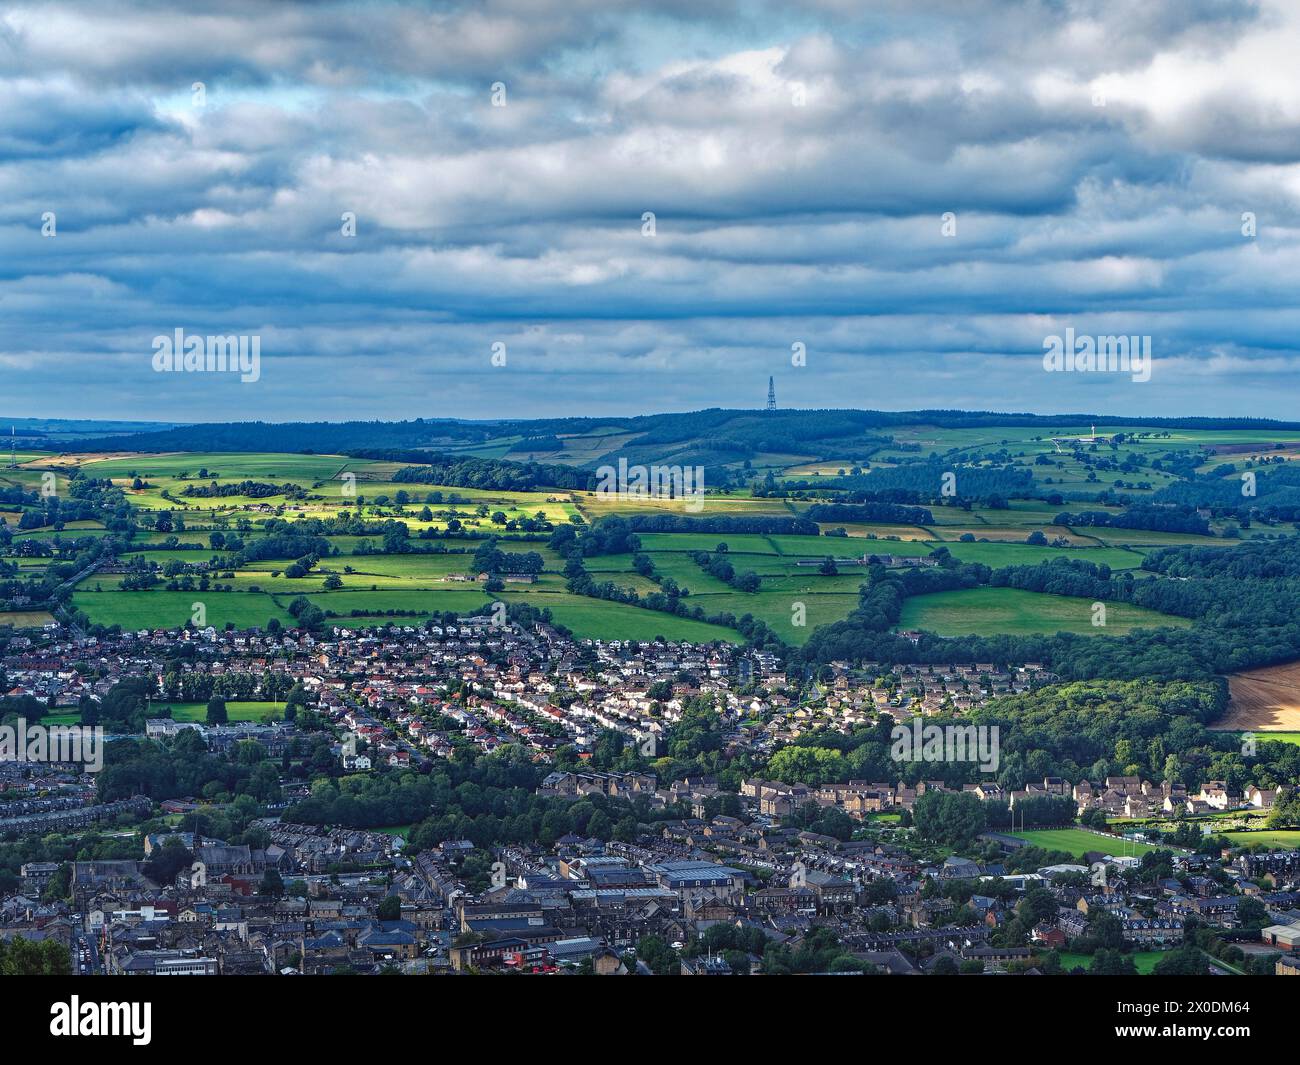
1, 0, 1298, 421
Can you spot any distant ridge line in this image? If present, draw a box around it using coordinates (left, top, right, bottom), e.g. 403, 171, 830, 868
44, 407, 1300, 455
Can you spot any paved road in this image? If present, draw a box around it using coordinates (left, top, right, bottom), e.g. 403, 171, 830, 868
72, 930, 102, 975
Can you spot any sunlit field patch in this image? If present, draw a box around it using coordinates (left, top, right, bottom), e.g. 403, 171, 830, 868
897, 587, 1190, 637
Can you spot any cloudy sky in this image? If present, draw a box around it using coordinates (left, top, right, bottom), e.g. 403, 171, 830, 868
3, 0, 1299, 423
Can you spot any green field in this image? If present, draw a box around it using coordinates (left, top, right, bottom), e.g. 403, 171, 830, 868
932, 542, 1146, 569
82, 452, 357, 481
688, 590, 863, 644
1009, 827, 1167, 858
638, 532, 781, 554
298, 589, 492, 616
898, 588, 1190, 637
43, 701, 284, 726
161, 701, 285, 723
9, 424, 1291, 643
1230, 732, 1300, 747
498, 591, 742, 643
72, 590, 294, 630
1058, 951, 1168, 974
1222, 830, 1300, 848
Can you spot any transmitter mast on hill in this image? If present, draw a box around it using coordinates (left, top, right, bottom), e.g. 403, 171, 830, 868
766, 376, 776, 412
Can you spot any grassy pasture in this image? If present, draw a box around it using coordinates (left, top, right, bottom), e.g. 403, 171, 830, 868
1241, 732, 1300, 745
72, 590, 293, 630
1092, 529, 1226, 547
82, 451, 358, 481
685, 590, 863, 643
497, 591, 742, 643
1222, 830, 1300, 848
772, 536, 1147, 570
297, 588, 492, 616
637, 533, 780, 554
897, 587, 1190, 637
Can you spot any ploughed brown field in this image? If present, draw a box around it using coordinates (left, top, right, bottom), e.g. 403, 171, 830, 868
1218, 662, 1300, 731
19, 451, 138, 468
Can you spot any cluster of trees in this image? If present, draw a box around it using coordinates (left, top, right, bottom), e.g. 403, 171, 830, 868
572, 698, 762, 790
207, 531, 245, 551
471, 541, 544, 576
550, 517, 640, 557
985, 794, 1076, 830
1, 479, 132, 612
96, 410, 1300, 459
73, 676, 156, 732
0, 937, 70, 975
561, 552, 784, 650
1154, 461, 1300, 510
607, 408, 895, 456
689, 546, 762, 593
8, 473, 125, 532
286, 595, 327, 631
671, 923, 871, 974
247, 513, 434, 539
795, 534, 1300, 687
96, 728, 291, 804
514, 434, 565, 452
909, 793, 1077, 848
235, 532, 335, 564
782, 799, 856, 841
755, 677, 1297, 801
617, 514, 819, 536
283, 747, 667, 850
911, 791, 989, 847
85, 419, 494, 455
1143, 537, 1300, 580
1053, 505, 1210, 535
283, 553, 320, 579
817, 462, 1034, 503
969, 679, 1300, 793
387, 454, 593, 491
142, 835, 196, 885
145, 508, 186, 533
804, 502, 935, 524
181, 480, 306, 499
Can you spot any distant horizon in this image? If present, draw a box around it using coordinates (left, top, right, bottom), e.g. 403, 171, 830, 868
5, 371, 1299, 424
11, 403, 1300, 439
7, 2, 1300, 420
